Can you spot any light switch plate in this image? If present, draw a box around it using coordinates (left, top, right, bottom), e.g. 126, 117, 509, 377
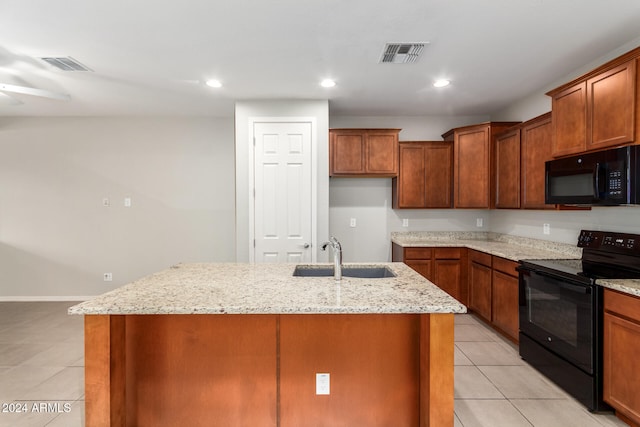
543, 223, 550, 235
316, 373, 330, 395
402, 218, 409, 227
349, 218, 356, 228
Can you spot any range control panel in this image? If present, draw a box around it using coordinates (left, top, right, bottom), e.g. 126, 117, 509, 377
578, 230, 640, 254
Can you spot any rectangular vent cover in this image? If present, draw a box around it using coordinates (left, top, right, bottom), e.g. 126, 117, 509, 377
40, 57, 92, 72
380, 43, 427, 64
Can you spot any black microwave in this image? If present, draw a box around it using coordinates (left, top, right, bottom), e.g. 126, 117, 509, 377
545, 145, 640, 206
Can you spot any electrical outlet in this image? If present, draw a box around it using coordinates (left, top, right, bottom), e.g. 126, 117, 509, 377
543, 223, 551, 235
124, 197, 132, 207
103, 273, 113, 282
349, 218, 356, 228
102, 197, 110, 207
402, 218, 409, 227
476, 218, 483, 228
316, 373, 330, 395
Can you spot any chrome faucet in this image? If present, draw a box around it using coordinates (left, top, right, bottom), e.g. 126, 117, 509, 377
321, 236, 342, 281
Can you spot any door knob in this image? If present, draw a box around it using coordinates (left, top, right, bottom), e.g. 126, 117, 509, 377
303, 243, 310, 249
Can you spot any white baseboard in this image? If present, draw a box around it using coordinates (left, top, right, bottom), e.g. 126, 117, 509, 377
0, 296, 94, 302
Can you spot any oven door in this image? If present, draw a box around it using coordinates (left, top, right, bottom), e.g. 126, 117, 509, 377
518, 267, 595, 374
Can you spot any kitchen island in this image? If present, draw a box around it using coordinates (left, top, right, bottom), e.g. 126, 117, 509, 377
69, 262, 466, 427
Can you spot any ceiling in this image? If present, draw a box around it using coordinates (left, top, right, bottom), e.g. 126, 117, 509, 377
1, 0, 640, 118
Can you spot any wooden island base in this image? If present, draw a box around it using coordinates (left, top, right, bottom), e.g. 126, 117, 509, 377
85, 313, 454, 427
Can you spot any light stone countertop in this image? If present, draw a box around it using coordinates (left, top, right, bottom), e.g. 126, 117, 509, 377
391, 231, 582, 261
392, 231, 640, 298
68, 262, 467, 315
596, 279, 640, 298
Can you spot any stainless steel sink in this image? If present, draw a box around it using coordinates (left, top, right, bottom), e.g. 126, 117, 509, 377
293, 265, 396, 278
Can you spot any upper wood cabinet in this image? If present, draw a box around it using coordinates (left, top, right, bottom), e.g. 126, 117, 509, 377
392, 141, 453, 209
495, 128, 521, 209
443, 122, 519, 209
494, 113, 555, 210
548, 50, 639, 157
521, 113, 555, 209
329, 129, 400, 177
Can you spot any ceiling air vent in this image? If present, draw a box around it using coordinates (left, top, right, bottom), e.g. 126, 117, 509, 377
380, 43, 427, 64
40, 56, 92, 72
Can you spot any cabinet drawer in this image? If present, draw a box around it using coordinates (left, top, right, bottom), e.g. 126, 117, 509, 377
404, 247, 433, 260
492, 257, 519, 277
434, 248, 461, 259
469, 250, 492, 267
605, 289, 640, 321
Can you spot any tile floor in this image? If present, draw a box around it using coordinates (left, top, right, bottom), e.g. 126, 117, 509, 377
0, 302, 630, 426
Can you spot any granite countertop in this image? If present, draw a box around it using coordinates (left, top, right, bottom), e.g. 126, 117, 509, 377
68, 262, 467, 315
392, 231, 640, 298
391, 231, 582, 262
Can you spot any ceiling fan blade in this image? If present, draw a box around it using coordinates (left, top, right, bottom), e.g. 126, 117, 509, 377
0, 92, 23, 105
0, 83, 70, 101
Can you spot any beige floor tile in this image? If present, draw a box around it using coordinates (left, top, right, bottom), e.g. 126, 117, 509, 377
479, 365, 568, 399
455, 399, 533, 427
454, 366, 504, 399
455, 314, 481, 325
18, 367, 84, 401
0, 366, 65, 402
455, 345, 474, 366
511, 399, 625, 427
0, 407, 59, 427
44, 400, 84, 427
21, 341, 84, 368
455, 324, 498, 342
456, 341, 525, 366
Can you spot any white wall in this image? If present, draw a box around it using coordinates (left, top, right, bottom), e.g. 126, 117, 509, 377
328, 115, 490, 262
235, 100, 330, 262
0, 117, 235, 299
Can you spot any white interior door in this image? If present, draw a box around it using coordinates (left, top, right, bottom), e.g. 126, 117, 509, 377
253, 121, 313, 263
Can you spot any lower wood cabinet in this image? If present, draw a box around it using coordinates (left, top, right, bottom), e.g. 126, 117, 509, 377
604, 289, 640, 426
468, 251, 520, 342
468, 250, 492, 322
392, 244, 467, 304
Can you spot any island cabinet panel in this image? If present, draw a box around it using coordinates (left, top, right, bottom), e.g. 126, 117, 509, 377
329, 129, 399, 177
392, 141, 453, 209
604, 289, 640, 426
123, 315, 278, 427
279, 314, 421, 427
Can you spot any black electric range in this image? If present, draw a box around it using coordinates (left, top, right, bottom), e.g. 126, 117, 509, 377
518, 229, 640, 412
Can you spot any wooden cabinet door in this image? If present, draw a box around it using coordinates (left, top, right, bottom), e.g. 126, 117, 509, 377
604, 312, 640, 426
491, 270, 519, 341
495, 128, 521, 209
366, 131, 398, 175
396, 143, 426, 208
469, 260, 492, 322
405, 259, 433, 281
521, 113, 555, 209
587, 60, 637, 151
552, 82, 587, 157
434, 259, 461, 302
331, 131, 366, 174
425, 142, 453, 208
455, 125, 491, 208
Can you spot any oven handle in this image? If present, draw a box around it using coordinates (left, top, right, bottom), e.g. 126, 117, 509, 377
523, 269, 591, 294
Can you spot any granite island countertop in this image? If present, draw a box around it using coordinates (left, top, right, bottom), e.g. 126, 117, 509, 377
69, 262, 467, 315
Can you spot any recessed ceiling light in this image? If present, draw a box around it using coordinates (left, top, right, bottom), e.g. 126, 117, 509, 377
320, 79, 336, 88
433, 79, 451, 88
206, 79, 222, 88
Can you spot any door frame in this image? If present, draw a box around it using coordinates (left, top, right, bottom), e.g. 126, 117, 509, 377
248, 117, 318, 263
